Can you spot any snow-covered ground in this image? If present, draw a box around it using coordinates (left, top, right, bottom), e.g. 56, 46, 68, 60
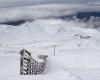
0, 4, 100, 80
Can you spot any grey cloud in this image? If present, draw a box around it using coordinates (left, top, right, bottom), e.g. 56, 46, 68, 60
0, 0, 99, 8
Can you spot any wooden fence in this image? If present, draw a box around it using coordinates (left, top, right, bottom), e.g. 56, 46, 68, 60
20, 49, 33, 75
20, 49, 48, 75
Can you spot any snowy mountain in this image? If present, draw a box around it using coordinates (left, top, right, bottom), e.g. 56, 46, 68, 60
0, 4, 100, 80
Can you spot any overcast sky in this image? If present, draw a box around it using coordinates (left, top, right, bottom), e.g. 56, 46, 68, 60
0, 0, 99, 8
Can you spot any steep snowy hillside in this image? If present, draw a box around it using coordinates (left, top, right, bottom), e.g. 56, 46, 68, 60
0, 4, 100, 80
0, 19, 100, 48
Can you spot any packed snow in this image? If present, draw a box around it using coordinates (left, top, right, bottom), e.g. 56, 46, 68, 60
0, 4, 100, 80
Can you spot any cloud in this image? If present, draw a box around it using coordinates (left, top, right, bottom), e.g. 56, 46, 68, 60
0, 4, 84, 23
0, 4, 99, 24
0, 0, 99, 8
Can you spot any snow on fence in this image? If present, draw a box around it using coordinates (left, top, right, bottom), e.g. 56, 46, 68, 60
20, 49, 48, 75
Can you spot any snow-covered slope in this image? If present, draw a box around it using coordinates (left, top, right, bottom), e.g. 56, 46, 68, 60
0, 4, 100, 80
0, 18, 100, 48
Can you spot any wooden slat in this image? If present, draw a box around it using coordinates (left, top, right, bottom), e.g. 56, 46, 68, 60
23, 57, 30, 62
24, 49, 31, 56
22, 64, 28, 68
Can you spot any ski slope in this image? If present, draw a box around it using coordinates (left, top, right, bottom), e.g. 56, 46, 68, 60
0, 4, 100, 80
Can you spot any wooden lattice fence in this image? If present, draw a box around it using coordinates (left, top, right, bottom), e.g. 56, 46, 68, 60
20, 49, 48, 75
